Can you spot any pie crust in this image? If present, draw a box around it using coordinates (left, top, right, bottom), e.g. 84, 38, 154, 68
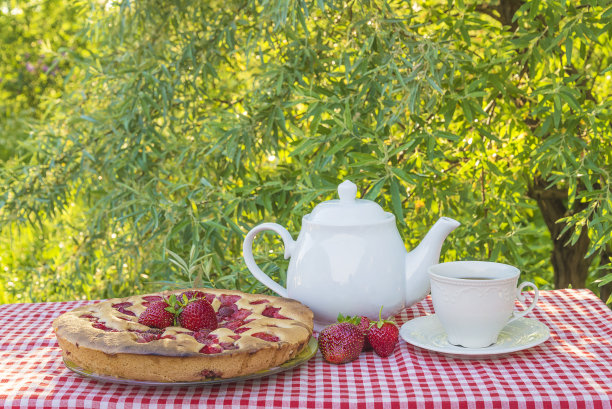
53, 288, 314, 382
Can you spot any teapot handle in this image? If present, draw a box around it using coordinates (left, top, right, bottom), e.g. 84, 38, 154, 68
242, 223, 295, 298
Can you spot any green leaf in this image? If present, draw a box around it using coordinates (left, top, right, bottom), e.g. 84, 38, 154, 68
80, 115, 97, 123
565, 37, 573, 65
461, 100, 473, 122
200, 177, 212, 187
553, 95, 562, 128
459, 24, 471, 46
391, 168, 415, 184
364, 178, 386, 200
427, 77, 443, 94
597, 274, 612, 287
389, 177, 404, 225
559, 89, 581, 112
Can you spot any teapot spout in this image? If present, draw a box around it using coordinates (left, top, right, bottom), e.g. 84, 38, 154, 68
404, 217, 460, 306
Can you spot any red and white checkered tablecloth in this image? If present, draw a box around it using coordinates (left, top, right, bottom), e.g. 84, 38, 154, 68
0, 289, 610, 409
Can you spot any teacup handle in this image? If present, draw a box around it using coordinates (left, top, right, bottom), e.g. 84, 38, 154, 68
242, 223, 295, 298
508, 281, 539, 323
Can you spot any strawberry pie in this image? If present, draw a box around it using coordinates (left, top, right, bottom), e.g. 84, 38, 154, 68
53, 288, 314, 382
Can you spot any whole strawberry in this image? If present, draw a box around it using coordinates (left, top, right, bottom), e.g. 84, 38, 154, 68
367, 311, 399, 358
178, 299, 218, 332
318, 322, 364, 364
138, 301, 174, 329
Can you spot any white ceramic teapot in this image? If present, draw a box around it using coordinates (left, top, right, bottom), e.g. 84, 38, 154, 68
243, 180, 460, 331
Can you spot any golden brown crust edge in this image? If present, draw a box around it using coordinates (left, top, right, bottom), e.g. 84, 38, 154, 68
57, 334, 310, 382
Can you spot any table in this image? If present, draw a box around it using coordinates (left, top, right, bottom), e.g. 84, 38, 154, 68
0, 289, 611, 409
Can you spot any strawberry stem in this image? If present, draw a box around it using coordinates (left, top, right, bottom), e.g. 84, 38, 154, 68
371, 306, 396, 329
163, 294, 189, 327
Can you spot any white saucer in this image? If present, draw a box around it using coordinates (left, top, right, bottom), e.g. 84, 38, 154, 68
400, 315, 550, 359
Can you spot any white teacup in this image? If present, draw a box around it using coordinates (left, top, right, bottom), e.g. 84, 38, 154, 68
428, 261, 539, 348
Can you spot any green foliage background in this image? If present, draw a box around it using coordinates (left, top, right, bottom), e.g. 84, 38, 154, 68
1, 0, 611, 304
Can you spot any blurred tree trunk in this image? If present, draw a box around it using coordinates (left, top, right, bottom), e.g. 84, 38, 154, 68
485, 0, 612, 301
528, 180, 612, 301
528, 179, 594, 289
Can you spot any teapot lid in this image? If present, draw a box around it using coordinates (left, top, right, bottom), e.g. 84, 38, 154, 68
306, 180, 391, 225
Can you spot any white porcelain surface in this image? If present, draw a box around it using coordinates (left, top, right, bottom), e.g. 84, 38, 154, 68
400, 315, 550, 359
242, 180, 461, 331
287, 217, 407, 328
429, 261, 539, 348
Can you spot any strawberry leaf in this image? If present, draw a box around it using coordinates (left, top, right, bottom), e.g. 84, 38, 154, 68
164, 294, 184, 321
337, 313, 360, 325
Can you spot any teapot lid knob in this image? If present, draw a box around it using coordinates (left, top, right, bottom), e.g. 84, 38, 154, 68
338, 180, 357, 202
306, 179, 389, 226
